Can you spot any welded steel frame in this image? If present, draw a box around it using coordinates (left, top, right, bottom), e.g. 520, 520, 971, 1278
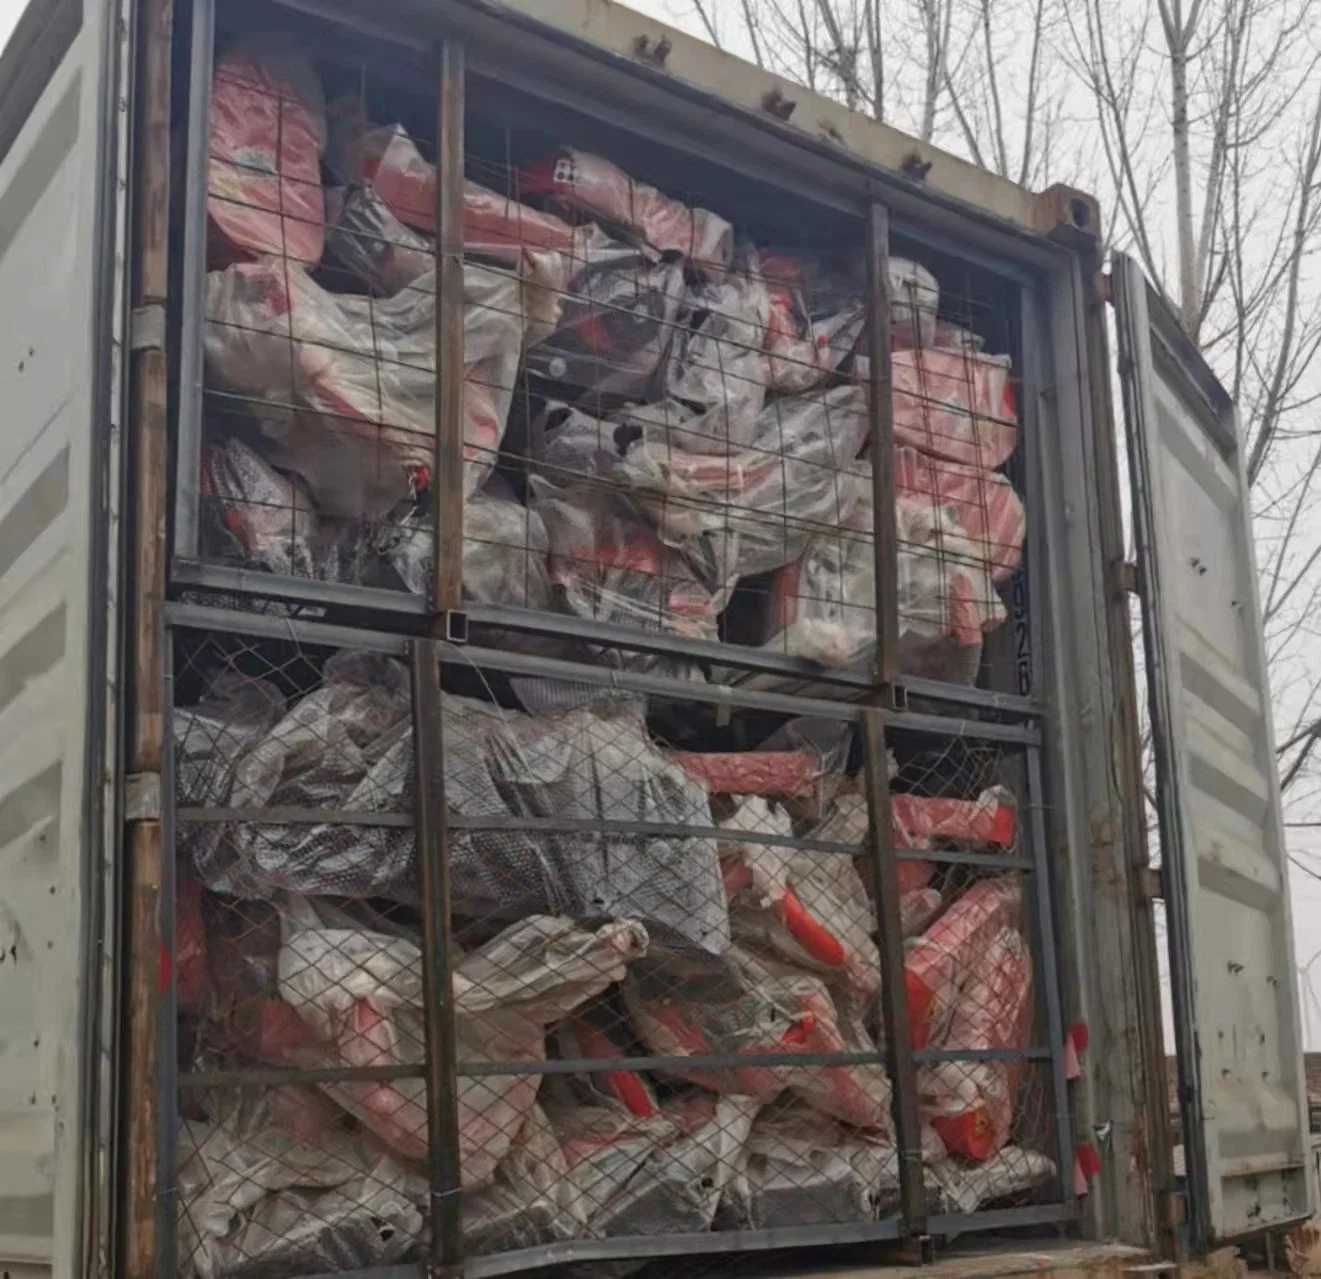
167, 0, 1061, 721
160, 0, 1088, 1267
159, 600, 1078, 1276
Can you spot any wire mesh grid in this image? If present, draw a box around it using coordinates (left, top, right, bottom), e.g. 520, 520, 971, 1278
184, 18, 1031, 700
164, 620, 1071, 1279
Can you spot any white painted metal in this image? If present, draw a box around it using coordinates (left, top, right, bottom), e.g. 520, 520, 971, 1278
1113, 251, 1312, 1243
0, 0, 122, 1273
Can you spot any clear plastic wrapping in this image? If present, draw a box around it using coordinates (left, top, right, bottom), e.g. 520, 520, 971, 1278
549, 1094, 758, 1238
904, 876, 1022, 1050
200, 437, 319, 579
920, 925, 1033, 1161
207, 46, 326, 268
266, 905, 647, 1183
204, 260, 525, 517
177, 1087, 427, 1279
522, 147, 735, 275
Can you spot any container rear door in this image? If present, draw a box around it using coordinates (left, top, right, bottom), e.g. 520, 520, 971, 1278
1112, 251, 1312, 1245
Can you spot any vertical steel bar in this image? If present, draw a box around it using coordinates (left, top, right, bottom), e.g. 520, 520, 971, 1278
411, 640, 463, 1273
432, 39, 466, 618
123, 0, 175, 1269
1025, 745, 1076, 1202
866, 202, 899, 685
863, 201, 926, 1244
863, 709, 929, 1241
156, 636, 179, 1279
172, 0, 214, 562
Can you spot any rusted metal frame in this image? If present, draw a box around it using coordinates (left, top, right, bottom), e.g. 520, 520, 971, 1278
412, 639, 464, 1275
862, 200, 929, 1251
121, 0, 174, 1270
432, 38, 467, 623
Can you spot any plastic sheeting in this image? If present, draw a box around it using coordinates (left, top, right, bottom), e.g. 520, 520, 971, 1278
269, 905, 648, 1183
550, 1094, 758, 1237
760, 448, 1026, 674
204, 260, 525, 518
905, 876, 1022, 1050
522, 148, 734, 275
921, 926, 1033, 1161
207, 46, 326, 267
177, 1088, 427, 1279
719, 797, 882, 1001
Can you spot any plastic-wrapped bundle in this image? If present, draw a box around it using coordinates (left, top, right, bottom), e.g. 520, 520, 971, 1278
901, 887, 945, 938
186, 652, 415, 900
200, 437, 319, 579
325, 184, 433, 295
523, 147, 734, 275
207, 46, 326, 268
760, 252, 938, 392
660, 261, 772, 450
892, 787, 1016, 852
905, 876, 1022, 1049
463, 1105, 581, 1255
271, 906, 648, 1184
174, 669, 285, 811
718, 1104, 897, 1229
928, 1145, 1056, 1213
892, 335, 1017, 470
672, 716, 851, 804
176, 1088, 427, 1279
327, 116, 586, 256
807, 791, 932, 896
553, 1005, 660, 1118
608, 384, 872, 589
533, 474, 723, 650
761, 449, 1024, 675
525, 246, 687, 404
920, 926, 1033, 1161
443, 694, 731, 952
623, 940, 892, 1129
176, 879, 209, 1013
204, 260, 525, 517
379, 490, 553, 609
550, 1094, 759, 1238
718, 797, 881, 1001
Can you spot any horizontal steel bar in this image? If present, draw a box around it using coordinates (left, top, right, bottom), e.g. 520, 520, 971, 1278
896, 672, 1045, 719
445, 813, 858, 854
460, 1048, 889, 1077
178, 1064, 425, 1088
175, 807, 1028, 867
172, 557, 427, 616
176, 805, 413, 827
164, 601, 1039, 740
463, 1216, 904, 1277
928, 1200, 1080, 1238
460, 1043, 1054, 1077
166, 601, 411, 655
913, 1046, 1053, 1064
464, 603, 876, 688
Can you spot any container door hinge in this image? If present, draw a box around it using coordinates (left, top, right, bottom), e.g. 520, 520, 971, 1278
125, 771, 162, 822
1140, 865, 1165, 901
130, 303, 166, 352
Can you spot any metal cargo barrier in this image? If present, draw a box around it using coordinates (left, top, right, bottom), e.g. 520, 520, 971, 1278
156, 0, 1078, 1273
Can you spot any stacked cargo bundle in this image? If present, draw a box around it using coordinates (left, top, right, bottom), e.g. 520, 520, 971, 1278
197, 46, 1024, 689
173, 37, 1056, 1279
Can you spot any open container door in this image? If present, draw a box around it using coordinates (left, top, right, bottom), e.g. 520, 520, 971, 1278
1112, 251, 1312, 1247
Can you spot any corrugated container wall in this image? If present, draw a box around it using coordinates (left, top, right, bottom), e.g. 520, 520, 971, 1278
0, 0, 1309, 1274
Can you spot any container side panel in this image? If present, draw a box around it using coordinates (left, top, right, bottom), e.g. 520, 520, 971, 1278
0, 7, 106, 1271
1113, 251, 1311, 1243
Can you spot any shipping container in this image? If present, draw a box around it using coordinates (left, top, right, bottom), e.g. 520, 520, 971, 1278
0, 0, 1311, 1274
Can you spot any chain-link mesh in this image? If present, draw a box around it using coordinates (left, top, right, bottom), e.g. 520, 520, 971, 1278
167, 628, 1067, 1278
187, 18, 1031, 700
167, 4, 1067, 1275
